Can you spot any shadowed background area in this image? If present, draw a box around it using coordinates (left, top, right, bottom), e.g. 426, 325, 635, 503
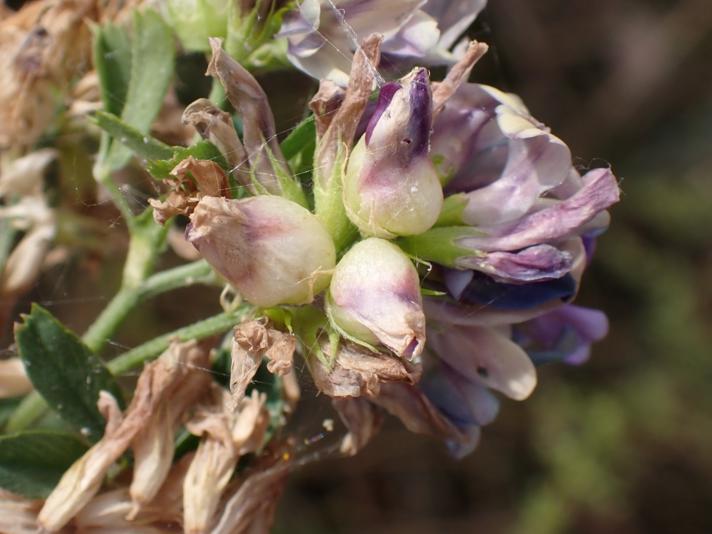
271, 1, 712, 532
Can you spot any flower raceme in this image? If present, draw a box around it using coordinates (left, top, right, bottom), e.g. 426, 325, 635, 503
144, 33, 619, 464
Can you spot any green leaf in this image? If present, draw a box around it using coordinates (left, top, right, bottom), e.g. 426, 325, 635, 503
92, 22, 132, 116
146, 140, 228, 179
15, 305, 124, 441
280, 115, 315, 161
0, 430, 88, 499
93, 111, 174, 161
99, 9, 176, 172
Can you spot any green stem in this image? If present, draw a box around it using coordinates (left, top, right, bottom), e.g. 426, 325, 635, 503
82, 287, 140, 353
97, 170, 135, 226
108, 306, 249, 375
5, 260, 220, 432
83, 261, 214, 351
138, 260, 215, 300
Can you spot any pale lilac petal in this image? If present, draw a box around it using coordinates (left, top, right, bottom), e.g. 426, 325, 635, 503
432, 83, 572, 225
421, 359, 499, 427
423, 0, 488, 51
428, 324, 537, 400
460, 133, 571, 226
458, 168, 620, 251
381, 10, 440, 57
425, 238, 587, 326
456, 244, 574, 283
442, 268, 474, 300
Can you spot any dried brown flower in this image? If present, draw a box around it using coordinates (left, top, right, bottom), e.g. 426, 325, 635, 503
230, 318, 297, 406
309, 339, 419, 398
183, 387, 269, 533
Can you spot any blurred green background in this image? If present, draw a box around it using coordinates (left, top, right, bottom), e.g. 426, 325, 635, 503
270, 1, 712, 532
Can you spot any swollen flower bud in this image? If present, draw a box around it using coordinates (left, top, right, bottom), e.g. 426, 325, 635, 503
327, 238, 425, 359
188, 195, 336, 307
343, 68, 444, 238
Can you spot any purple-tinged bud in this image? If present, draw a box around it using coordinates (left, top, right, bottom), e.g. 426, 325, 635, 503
187, 195, 336, 307
343, 68, 444, 238
327, 238, 425, 359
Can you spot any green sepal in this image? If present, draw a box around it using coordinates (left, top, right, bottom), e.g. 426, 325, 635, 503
397, 226, 481, 268
0, 430, 89, 498
313, 142, 358, 252
14, 305, 124, 442
226, 0, 291, 68
324, 292, 381, 356
281, 115, 316, 203
146, 140, 229, 179
436, 193, 468, 226
264, 144, 308, 208
167, 0, 228, 52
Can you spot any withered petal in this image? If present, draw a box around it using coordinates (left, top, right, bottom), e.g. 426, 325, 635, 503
332, 397, 384, 456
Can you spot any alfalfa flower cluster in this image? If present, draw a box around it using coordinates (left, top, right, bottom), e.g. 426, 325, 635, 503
0, 0, 619, 532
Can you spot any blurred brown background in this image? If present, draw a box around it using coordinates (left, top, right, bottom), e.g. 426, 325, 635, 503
271, 1, 712, 532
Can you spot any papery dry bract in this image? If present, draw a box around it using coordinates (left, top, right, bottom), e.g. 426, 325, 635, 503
183, 388, 269, 533
38, 340, 210, 531
129, 340, 212, 516
207, 38, 304, 203
182, 98, 250, 184
370, 381, 476, 455
230, 319, 297, 404
309, 338, 418, 398
0, 490, 42, 534
0, 151, 57, 323
328, 238, 425, 358
212, 459, 290, 534
332, 397, 384, 455
0, 0, 95, 149
149, 156, 230, 224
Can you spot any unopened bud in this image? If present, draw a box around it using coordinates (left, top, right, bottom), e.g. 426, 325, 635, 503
343, 68, 443, 238
327, 238, 425, 359
188, 195, 336, 307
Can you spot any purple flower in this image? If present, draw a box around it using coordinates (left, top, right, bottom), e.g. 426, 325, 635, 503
513, 304, 609, 365
280, 0, 488, 84
399, 82, 619, 287
420, 356, 499, 457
